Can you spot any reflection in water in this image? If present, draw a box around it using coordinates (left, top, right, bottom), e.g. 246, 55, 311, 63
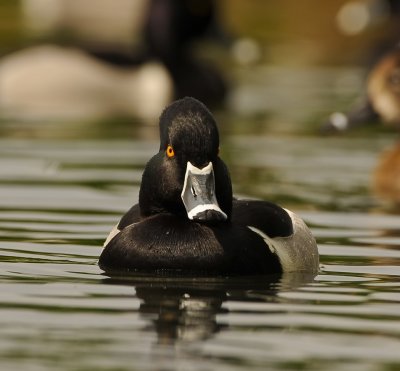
138, 286, 225, 344
102, 273, 316, 345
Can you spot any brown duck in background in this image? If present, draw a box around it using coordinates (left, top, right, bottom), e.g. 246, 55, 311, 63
321, 47, 400, 205
368, 49, 400, 204
367, 49, 400, 126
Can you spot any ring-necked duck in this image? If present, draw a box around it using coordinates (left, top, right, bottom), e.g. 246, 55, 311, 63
99, 97, 319, 275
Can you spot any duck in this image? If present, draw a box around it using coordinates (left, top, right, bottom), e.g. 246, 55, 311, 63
367, 48, 400, 126
321, 47, 400, 133
99, 97, 319, 275
0, 44, 173, 121
142, 0, 228, 106
367, 48, 400, 204
82, 0, 228, 106
320, 47, 400, 204
0, 0, 226, 122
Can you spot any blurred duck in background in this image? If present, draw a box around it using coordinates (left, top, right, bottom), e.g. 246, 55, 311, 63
0, 0, 228, 122
320, 0, 400, 207
368, 48, 400, 204
0, 45, 173, 121
367, 48, 400, 126
321, 46, 400, 205
322, 0, 400, 133
142, 0, 228, 105
368, 47, 400, 206
321, 46, 400, 133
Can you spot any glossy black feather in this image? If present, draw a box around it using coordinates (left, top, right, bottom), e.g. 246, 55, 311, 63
100, 207, 282, 275
99, 97, 316, 275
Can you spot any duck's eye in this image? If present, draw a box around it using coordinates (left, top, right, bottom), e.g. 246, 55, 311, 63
166, 145, 175, 158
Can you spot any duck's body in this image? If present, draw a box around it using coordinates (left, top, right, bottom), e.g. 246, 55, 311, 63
374, 141, 400, 204
0, 45, 173, 121
101, 201, 317, 275
99, 97, 318, 275
0, 0, 226, 122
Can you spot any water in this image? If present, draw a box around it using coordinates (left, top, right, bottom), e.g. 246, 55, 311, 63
1, 125, 400, 371
0, 63, 398, 371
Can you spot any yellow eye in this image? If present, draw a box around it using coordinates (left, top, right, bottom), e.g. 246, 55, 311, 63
166, 145, 175, 158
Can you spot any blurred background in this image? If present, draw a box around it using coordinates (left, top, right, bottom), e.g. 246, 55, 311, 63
1, 0, 399, 138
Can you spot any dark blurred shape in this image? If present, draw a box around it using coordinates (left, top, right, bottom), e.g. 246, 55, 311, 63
368, 0, 400, 65
388, 0, 400, 13
321, 46, 400, 134
145, 0, 216, 55
0, 0, 229, 122
144, 0, 227, 106
91, 0, 228, 107
320, 98, 379, 134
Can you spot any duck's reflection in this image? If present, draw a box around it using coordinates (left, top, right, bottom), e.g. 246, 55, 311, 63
102, 272, 316, 344
137, 285, 226, 343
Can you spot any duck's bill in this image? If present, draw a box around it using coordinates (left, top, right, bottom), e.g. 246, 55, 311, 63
320, 98, 379, 134
181, 161, 227, 222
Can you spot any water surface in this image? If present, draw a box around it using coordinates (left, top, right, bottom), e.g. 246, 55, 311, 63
1, 131, 400, 370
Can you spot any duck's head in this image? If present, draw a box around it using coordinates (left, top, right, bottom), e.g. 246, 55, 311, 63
139, 97, 232, 222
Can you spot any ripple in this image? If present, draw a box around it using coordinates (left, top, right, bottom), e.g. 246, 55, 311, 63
1, 136, 400, 371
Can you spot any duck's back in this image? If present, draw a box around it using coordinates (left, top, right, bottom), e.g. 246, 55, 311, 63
229, 200, 319, 273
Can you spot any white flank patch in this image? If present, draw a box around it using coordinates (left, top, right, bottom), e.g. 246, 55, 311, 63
247, 208, 319, 273
103, 224, 121, 248
248, 226, 293, 272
